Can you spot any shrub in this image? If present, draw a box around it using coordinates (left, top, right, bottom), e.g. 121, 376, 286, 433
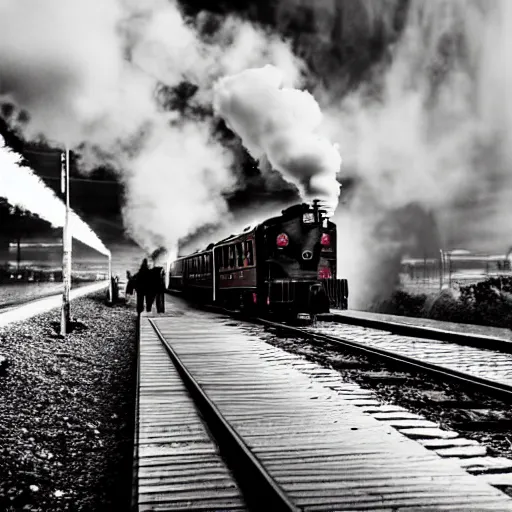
373, 278, 512, 329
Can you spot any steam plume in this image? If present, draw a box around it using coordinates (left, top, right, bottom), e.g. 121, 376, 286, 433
213, 65, 342, 215
0, 137, 109, 256
273, 0, 512, 307
0, 0, 303, 254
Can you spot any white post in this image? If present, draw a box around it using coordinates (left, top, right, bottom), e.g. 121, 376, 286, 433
60, 148, 71, 336
439, 249, 444, 290
108, 251, 113, 303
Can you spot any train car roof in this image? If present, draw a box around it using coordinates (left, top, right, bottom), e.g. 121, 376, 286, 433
171, 203, 337, 262
173, 248, 212, 262
215, 224, 258, 247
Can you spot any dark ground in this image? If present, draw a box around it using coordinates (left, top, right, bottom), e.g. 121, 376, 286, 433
0, 292, 137, 511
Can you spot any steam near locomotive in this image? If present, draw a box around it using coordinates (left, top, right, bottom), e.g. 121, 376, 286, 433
168, 201, 348, 321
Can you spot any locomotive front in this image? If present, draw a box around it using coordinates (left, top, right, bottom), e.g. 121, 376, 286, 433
261, 202, 342, 320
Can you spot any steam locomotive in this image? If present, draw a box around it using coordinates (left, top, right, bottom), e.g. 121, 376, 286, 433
168, 202, 348, 321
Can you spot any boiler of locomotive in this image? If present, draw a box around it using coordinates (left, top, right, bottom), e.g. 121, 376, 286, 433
265, 202, 331, 280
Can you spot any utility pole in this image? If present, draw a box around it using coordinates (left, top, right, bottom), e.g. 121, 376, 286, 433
108, 251, 113, 304
60, 148, 71, 336
439, 249, 444, 290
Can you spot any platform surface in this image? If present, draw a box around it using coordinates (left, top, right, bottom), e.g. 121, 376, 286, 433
137, 303, 512, 510
136, 314, 247, 511
0, 281, 109, 327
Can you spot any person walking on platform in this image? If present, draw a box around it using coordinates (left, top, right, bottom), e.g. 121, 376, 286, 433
134, 258, 152, 314
152, 266, 166, 313
130, 258, 166, 314
143, 265, 166, 313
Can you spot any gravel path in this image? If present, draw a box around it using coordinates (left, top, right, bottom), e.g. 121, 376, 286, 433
0, 293, 137, 512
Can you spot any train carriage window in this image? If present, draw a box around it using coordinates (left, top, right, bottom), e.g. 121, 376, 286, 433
236, 243, 244, 268
244, 240, 254, 266
222, 246, 229, 269
228, 246, 235, 268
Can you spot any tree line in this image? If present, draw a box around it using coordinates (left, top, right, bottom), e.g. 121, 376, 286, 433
0, 197, 58, 267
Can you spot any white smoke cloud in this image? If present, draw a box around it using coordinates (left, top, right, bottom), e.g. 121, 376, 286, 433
326, 1, 512, 243
213, 65, 342, 215
309, 0, 512, 306
0, 0, 303, 253
121, 119, 235, 251
0, 137, 109, 255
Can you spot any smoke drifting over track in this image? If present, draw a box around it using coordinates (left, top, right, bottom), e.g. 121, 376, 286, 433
264, 0, 512, 307
0, 137, 109, 256
0, 0, 303, 254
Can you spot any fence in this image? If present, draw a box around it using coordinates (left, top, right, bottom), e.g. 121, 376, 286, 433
400, 252, 512, 295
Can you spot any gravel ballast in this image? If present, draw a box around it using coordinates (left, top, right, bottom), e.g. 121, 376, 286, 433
0, 292, 137, 511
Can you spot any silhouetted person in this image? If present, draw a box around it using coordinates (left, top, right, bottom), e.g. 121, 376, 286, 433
151, 266, 166, 313
142, 265, 165, 313
135, 258, 152, 313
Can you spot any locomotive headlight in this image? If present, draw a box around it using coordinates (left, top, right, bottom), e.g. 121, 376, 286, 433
276, 233, 289, 247
320, 233, 331, 247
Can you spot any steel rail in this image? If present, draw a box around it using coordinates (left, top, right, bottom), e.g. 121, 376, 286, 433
258, 318, 512, 403
131, 314, 141, 512
320, 312, 512, 353
147, 318, 300, 512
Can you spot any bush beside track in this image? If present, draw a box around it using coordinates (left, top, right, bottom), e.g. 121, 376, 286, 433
374, 277, 512, 329
0, 292, 137, 512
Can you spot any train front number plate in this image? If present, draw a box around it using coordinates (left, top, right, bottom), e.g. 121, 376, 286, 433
303, 213, 314, 224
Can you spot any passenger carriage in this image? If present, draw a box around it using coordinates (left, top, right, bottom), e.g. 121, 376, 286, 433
168, 202, 348, 320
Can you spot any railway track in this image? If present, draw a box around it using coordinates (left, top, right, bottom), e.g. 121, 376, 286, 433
246, 317, 512, 494
259, 318, 512, 403
321, 311, 512, 353
196, 298, 512, 404
147, 317, 298, 511
134, 302, 512, 510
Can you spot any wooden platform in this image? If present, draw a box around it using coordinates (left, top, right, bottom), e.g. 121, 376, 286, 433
134, 303, 512, 511
134, 316, 247, 511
